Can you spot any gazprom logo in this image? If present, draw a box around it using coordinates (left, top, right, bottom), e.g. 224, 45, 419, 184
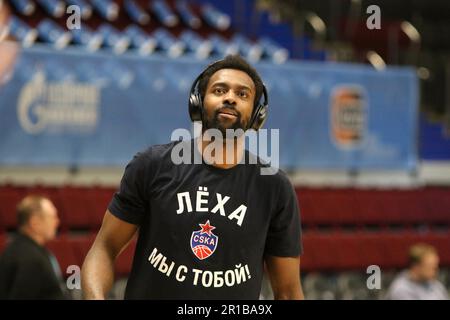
17, 71, 100, 134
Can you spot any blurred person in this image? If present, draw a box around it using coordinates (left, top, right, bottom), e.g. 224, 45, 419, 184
82, 54, 304, 300
0, 41, 19, 84
0, 1, 10, 42
0, 4, 20, 88
0, 195, 69, 299
385, 243, 449, 300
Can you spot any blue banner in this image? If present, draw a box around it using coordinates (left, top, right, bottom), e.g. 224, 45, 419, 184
0, 42, 418, 170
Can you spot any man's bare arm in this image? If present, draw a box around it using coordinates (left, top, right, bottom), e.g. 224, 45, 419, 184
265, 255, 304, 300
81, 210, 137, 299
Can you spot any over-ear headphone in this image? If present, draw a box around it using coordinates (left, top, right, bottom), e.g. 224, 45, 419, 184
188, 62, 269, 131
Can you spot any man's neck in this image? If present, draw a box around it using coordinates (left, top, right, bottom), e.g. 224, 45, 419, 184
20, 228, 45, 246
197, 133, 245, 169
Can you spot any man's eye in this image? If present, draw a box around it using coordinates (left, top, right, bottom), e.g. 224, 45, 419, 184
214, 88, 225, 94
239, 91, 248, 98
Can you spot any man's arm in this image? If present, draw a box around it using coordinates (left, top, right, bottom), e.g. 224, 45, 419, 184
81, 210, 137, 300
265, 255, 304, 300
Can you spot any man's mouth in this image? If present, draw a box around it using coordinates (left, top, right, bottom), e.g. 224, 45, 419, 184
217, 108, 238, 118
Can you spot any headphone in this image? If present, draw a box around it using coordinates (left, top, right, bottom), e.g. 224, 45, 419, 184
188, 62, 269, 131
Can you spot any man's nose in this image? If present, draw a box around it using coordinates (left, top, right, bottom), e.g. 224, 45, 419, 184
223, 91, 237, 105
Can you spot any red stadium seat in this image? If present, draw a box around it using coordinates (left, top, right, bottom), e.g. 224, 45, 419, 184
315, 189, 343, 226
57, 186, 114, 231
331, 188, 364, 226
0, 233, 8, 253
302, 229, 450, 272
0, 189, 22, 230
380, 232, 411, 268
353, 189, 382, 226
300, 232, 317, 272
424, 188, 450, 224
26, 185, 61, 206
379, 190, 405, 225
402, 189, 429, 224
298, 188, 348, 227
70, 233, 96, 266
85, 187, 116, 230
47, 235, 80, 278
332, 231, 366, 270
297, 189, 318, 227
302, 231, 340, 271
58, 186, 93, 230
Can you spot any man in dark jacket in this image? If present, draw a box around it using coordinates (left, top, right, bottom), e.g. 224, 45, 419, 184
0, 195, 68, 299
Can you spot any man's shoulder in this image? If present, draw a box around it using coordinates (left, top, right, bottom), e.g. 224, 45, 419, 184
386, 272, 415, 299
260, 167, 292, 188
1, 235, 46, 263
140, 140, 181, 157
246, 151, 291, 183
132, 140, 183, 164
431, 279, 448, 292
244, 152, 294, 193
389, 271, 419, 293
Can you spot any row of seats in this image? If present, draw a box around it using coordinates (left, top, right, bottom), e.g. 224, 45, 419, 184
46, 234, 137, 278
0, 185, 116, 231
1, 230, 448, 276
5, 0, 291, 63
301, 230, 450, 272
297, 187, 450, 227
1, 185, 450, 231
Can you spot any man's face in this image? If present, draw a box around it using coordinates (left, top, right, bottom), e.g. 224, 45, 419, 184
33, 199, 60, 242
202, 68, 256, 135
416, 253, 440, 281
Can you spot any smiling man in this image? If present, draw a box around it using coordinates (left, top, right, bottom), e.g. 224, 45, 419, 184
81, 55, 304, 300
201, 67, 255, 133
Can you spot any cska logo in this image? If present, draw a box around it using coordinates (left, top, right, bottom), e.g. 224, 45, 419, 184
190, 220, 218, 260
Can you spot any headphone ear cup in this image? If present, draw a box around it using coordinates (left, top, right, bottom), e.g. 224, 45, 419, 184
189, 93, 203, 121
251, 104, 268, 131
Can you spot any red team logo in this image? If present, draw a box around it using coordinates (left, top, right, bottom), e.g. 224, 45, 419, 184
190, 220, 218, 260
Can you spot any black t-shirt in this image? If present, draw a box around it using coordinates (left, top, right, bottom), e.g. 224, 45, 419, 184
109, 139, 302, 299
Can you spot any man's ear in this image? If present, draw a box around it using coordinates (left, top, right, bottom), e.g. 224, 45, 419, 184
27, 214, 41, 230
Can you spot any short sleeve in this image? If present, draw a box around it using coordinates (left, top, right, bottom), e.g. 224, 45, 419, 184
264, 174, 302, 257
108, 151, 152, 225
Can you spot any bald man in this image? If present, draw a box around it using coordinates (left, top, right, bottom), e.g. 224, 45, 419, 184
0, 195, 68, 299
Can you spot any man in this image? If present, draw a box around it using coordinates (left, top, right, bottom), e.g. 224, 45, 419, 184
0, 195, 68, 299
82, 55, 304, 299
386, 243, 448, 300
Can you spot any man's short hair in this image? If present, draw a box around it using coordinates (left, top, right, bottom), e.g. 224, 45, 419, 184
198, 54, 264, 111
16, 195, 47, 227
408, 243, 437, 267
